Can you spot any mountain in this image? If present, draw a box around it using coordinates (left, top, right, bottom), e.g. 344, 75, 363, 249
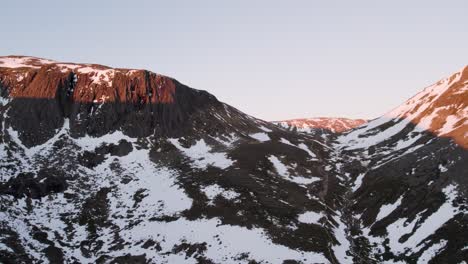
0, 56, 466, 264
334, 66, 468, 263
274, 118, 367, 134
0, 56, 350, 263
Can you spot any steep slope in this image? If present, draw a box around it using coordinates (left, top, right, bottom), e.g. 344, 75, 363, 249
334, 66, 468, 263
0, 56, 351, 263
274, 118, 366, 134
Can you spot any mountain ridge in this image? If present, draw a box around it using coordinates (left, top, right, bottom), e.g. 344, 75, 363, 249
0, 56, 466, 264
274, 117, 367, 133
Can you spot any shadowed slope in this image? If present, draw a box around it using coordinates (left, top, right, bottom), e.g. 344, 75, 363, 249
333, 66, 468, 263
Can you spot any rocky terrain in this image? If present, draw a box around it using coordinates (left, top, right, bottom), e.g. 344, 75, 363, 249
334, 66, 468, 263
0, 56, 466, 264
274, 118, 366, 134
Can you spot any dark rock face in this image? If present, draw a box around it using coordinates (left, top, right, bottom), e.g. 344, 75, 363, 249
340, 129, 468, 263
78, 140, 133, 168
0, 58, 222, 147
79, 188, 111, 234
0, 168, 68, 199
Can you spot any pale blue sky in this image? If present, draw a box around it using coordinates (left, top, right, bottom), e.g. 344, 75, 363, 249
1, 0, 467, 120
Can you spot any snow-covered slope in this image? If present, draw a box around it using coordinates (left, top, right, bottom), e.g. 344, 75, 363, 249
0, 56, 351, 263
0, 56, 466, 264
333, 66, 468, 263
337, 66, 468, 150
274, 117, 366, 134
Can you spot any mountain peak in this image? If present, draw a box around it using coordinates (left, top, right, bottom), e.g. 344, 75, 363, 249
339, 66, 468, 149
0, 55, 164, 101
0, 55, 116, 71
0, 56, 225, 146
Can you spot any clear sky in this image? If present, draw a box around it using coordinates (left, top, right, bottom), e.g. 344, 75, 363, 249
1, 0, 467, 120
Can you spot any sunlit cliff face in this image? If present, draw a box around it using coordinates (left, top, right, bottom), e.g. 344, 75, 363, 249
0, 56, 176, 104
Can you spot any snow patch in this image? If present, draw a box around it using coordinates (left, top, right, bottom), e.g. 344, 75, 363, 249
298, 211, 324, 224
384, 185, 459, 255
332, 214, 353, 264
268, 155, 321, 185
202, 184, 240, 205
417, 240, 447, 264
249, 132, 270, 142
258, 125, 272, 132
297, 143, 316, 158
376, 196, 403, 222
169, 138, 233, 169
352, 173, 365, 192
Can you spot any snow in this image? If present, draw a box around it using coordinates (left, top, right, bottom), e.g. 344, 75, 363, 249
438, 113, 467, 135
352, 173, 365, 192
0, 243, 14, 253
0, 96, 10, 106
298, 211, 324, 224
417, 240, 448, 264
393, 133, 423, 150
0, 56, 56, 68
338, 118, 413, 150
118, 217, 330, 263
16, 73, 25, 82
268, 155, 321, 185
73, 129, 136, 151
384, 185, 459, 255
76, 67, 115, 86
169, 138, 234, 169
274, 117, 365, 134
107, 148, 193, 217
8, 140, 194, 262
93, 95, 111, 103
289, 176, 321, 185
249, 132, 270, 142
376, 196, 403, 222
298, 143, 316, 158
202, 184, 240, 204
336, 67, 466, 150
280, 138, 295, 146
332, 214, 353, 264
385, 213, 422, 253
0, 56, 117, 86
279, 138, 317, 159
401, 185, 459, 248
361, 186, 460, 261
212, 133, 238, 147
438, 164, 448, 173
258, 125, 272, 132
268, 155, 288, 175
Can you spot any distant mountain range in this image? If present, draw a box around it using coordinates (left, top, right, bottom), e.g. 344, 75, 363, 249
274, 117, 367, 133
0, 56, 466, 264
